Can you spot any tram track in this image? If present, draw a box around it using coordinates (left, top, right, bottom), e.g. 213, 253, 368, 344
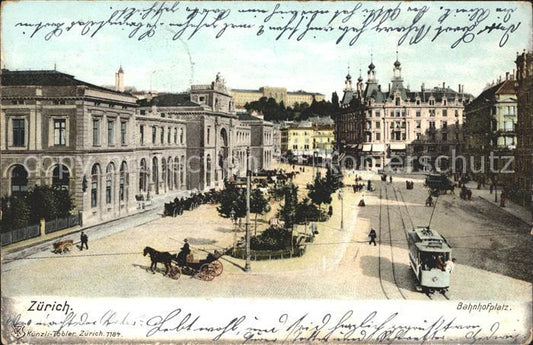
377, 184, 406, 300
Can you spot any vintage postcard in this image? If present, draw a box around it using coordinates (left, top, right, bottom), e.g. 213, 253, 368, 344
1, 1, 532, 344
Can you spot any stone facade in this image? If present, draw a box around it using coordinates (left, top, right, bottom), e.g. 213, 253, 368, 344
339, 57, 473, 171
1, 70, 274, 227
231, 87, 325, 108
514, 51, 533, 212
464, 77, 517, 185
280, 124, 335, 159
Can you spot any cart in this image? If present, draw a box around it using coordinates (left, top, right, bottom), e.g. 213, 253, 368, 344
168, 250, 223, 281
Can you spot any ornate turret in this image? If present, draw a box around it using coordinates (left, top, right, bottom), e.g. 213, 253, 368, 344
344, 66, 353, 92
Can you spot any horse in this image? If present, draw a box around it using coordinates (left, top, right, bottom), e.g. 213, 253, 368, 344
143, 247, 176, 275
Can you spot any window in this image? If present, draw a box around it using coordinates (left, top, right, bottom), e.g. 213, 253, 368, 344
160, 127, 164, 144
375, 110, 380, 117
207, 127, 211, 145
161, 113, 166, 118
429, 109, 436, 117
396, 111, 400, 117
390, 111, 394, 117
119, 162, 127, 201
180, 128, 184, 144
375, 121, 380, 129
455, 110, 459, 117
429, 99, 435, 106
52, 165, 70, 190
442, 109, 448, 117
304, 145, 309, 150
121, 121, 127, 145
140, 110, 146, 115
107, 120, 115, 145
429, 121, 436, 129
140, 125, 145, 145
53, 119, 67, 146
152, 126, 156, 144
11, 165, 28, 196
92, 119, 100, 146
174, 128, 178, 144
416, 99, 421, 105
442, 121, 448, 129
395, 97, 400, 106
91, 164, 100, 207
106, 163, 115, 204
292, 144, 298, 150
12, 119, 25, 147
375, 132, 381, 141
167, 127, 171, 144
416, 121, 421, 129
416, 110, 421, 117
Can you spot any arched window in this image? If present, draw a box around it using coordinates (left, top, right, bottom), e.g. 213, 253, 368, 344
180, 155, 185, 189
91, 164, 100, 207
174, 157, 179, 190
180, 128, 184, 144
106, 162, 115, 204
152, 157, 159, 194
206, 154, 212, 186
162, 158, 167, 189
52, 164, 70, 190
119, 161, 127, 201
167, 156, 172, 189
139, 158, 147, 192
11, 165, 28, 197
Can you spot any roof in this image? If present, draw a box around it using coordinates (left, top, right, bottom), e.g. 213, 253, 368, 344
1, 69, 131, 96
410, 227, 451, 252
137, 93, 200, 107
238, 113, 262, 121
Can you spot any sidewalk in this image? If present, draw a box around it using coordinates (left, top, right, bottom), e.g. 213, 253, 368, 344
465, 181, 533, 227
1, 189, 192, 261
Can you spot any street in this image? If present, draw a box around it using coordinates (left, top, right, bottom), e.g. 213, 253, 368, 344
1, 166, 531, 301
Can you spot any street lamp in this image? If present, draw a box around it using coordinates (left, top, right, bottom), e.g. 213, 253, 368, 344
338, 189, 344, 231
230, 209, 236, 254
245, 147, 251, 272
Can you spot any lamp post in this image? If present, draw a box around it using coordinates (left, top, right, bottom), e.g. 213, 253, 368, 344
230, 209, 236, 254
245, 147, 251, 272
338, 189, 344, 231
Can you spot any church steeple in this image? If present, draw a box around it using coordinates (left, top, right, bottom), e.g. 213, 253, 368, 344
364, 53, 379, 99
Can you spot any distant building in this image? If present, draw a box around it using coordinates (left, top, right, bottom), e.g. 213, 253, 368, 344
514, 51, 533, 214
280, 124, 334, 160
231, 86, 325, 108
338, 55, 473, 171
464, 76, 517, 185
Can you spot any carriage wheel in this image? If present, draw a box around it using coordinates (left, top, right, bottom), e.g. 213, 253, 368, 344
199, 264, 216, 281
210, 260, 223, 276
168, 266, 181, 280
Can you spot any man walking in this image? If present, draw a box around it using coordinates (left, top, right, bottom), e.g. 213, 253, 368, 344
80, 232, 88, 251
368, 228, 377, 246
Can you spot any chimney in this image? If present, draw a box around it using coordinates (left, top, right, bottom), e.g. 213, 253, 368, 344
421, 83, 425, 92
506, 72, 509, 80
458, 84, 461, 93
388, 83, 391, 92
442, 82, 445, 89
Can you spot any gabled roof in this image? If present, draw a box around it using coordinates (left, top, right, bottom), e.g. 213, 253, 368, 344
137, 93, 200, 107
1, 69, 129, 95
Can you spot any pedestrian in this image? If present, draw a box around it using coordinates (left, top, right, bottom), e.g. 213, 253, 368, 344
367, 180, 372, 191
80, 232, 88, 251
368, 228, 377, 246
353, 184, 357, 193
445, 258, 456, 273
328, 205, 333, 218
389, 175, 392, 184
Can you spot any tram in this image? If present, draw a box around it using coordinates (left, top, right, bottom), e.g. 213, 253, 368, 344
407, 226, 452, 294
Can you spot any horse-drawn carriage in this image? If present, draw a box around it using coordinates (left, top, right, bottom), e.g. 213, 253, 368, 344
143, 247, 223, 281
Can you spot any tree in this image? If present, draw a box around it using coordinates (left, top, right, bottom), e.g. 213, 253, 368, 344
53, 187, 75, 218
0, 196, 30, 231
26, 185, 58, 223
331, 91, 339, 109
295, 198, 324, 224
308, 175, 332, 210
216, 183, 246, 220
250, 188, 271, 235
277, 184, 298, 229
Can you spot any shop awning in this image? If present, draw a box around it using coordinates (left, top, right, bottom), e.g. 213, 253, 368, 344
390, 143, 406, 150
372, 144, 385, 152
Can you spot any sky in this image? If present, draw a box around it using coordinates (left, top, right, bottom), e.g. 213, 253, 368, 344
2, 1, 532, 99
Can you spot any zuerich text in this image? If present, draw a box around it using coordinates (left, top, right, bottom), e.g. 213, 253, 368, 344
28, 300, 72, 315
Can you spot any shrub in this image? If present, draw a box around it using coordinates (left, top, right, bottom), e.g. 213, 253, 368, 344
250, 225, 292, 250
